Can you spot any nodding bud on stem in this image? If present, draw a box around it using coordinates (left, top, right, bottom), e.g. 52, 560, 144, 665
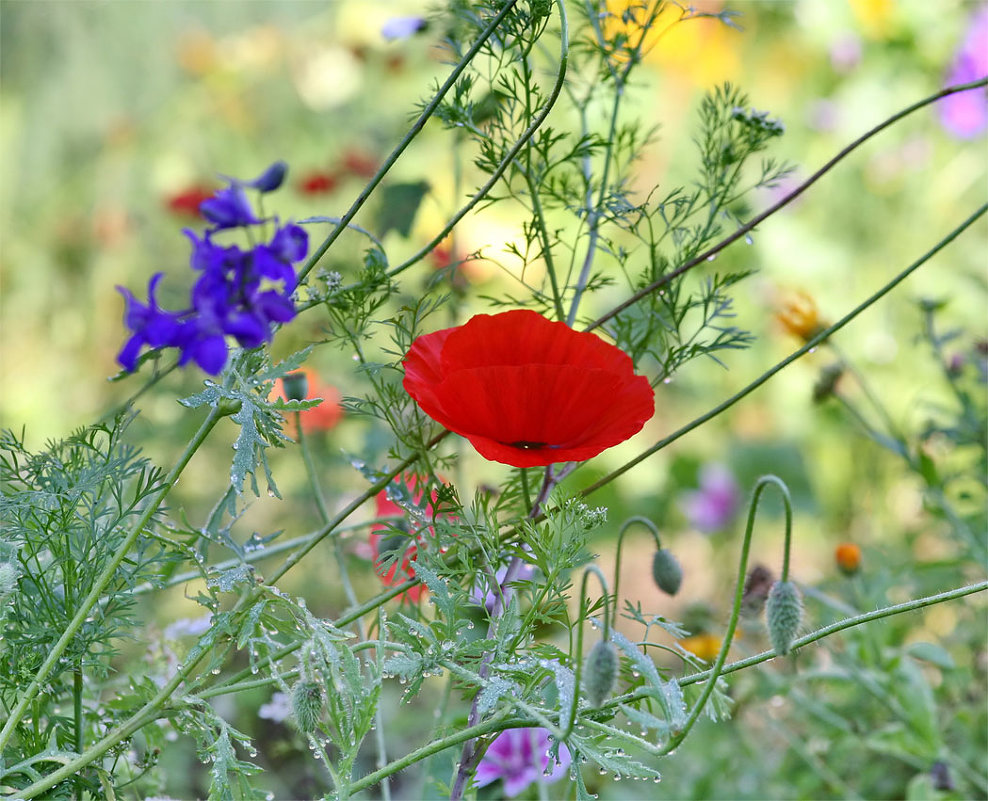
651, 548, 683, 596
583, 640, 619, 708
291, 681, 323, 733
766, 580, 803, 656
281, 371, 309, 403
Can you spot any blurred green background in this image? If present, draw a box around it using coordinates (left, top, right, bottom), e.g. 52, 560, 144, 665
1, 1, 985, 799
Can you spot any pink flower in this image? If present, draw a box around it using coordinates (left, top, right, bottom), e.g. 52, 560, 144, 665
681, 463, 741, 533
939, 5, 988, 139
474, 728, 571, 797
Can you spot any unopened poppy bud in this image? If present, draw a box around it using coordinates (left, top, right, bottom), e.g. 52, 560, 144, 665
583, 640, 618, 708
281, 372, 308, 403
291, 680, 323, 733
766, 580, 802, 656
651, 548, 683, 596
834, 543, 861, 575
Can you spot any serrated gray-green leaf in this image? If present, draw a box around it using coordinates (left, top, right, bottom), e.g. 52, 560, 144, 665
619, 703, 673, 738
179, 385, 223, 409
545, 659, 575, 732
208, 564, 254, 593
477, 675, 516, 717
609, 627, 663, 690
383, 653, 423, 680
257, 346, 313, 383
231, 400, 261, 494
412, 562, 454, 621
569, 728, 661, 782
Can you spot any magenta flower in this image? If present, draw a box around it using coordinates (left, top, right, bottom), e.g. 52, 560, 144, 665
474, 727, 570, 797
681, 463, 741, 533
939, 5, 988, 139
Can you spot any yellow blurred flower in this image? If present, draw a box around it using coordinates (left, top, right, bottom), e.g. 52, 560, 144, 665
601, 0, 739, 86
849, 0, 894, 39
776, 290, 828, 342
679, 632, 722, 662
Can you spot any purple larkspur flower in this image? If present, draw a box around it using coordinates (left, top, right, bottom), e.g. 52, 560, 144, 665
381, 16, 428, 41
115, 273, 183, 371
680, 463, 741, 533
116, 163, 308, 375
474, 728, 571, 797
199, 183, 260, 230
940, 5, 988, 139
471, 561, 535, 612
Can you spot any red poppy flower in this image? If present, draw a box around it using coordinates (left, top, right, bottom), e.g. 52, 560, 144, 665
298, 171, 339, 195
165, 185, 216, 217
402, 309, 655, 468
368, 475, 440, 603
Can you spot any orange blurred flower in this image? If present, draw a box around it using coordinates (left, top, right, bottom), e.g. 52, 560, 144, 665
835, 542, 862, 576
297, 170, 340, 195
679, 632, 722, 662
269, 368, 343, 437
776, 290, 828, 342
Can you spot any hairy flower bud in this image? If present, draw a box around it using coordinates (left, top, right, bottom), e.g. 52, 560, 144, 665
766, 580, 803, 656
583, 640, 618, 708
291, 680, 323, 733
651, 548, 683, 596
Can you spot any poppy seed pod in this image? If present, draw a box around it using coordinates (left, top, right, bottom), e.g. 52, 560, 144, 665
583, 640, 619, 708
291, 680, 323, 733
651, 548, 683, 596
766, 580, 803, 656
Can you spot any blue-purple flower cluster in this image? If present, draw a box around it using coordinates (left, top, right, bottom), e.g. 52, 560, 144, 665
116, 161, 307, 375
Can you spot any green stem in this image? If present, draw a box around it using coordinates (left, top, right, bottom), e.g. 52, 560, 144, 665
584, 77, 988, 333
564, 565, 612, 739
611, 516, 663, 619
294, 0, 523, 287
579, 202, 988, 498
660, 475, 792, 753
675, 580, 988, 689
0, 404, 227, 753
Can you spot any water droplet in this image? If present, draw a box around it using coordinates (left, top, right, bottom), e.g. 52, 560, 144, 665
744, 234, 754, 245
706, 254, 717, 261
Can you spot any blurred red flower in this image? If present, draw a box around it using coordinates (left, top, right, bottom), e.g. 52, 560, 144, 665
369, 475, 442, 603
165, 185, 216, 218
269, 368, 343, 437
341, 149, 378, 179
297, 171, 339, 195
402, 309, 654, 467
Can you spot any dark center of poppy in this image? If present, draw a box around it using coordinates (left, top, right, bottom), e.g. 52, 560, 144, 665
507, 440, 547, 450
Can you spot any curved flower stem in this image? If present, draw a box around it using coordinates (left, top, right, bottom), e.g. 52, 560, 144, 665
0, 403, 228, 753
583, 76, 988, 333
659, 475, 792, 754
578, 201, 988, 499
294, 0, 522, 288
564, 565, 613, 739
611, 516, 663, 619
